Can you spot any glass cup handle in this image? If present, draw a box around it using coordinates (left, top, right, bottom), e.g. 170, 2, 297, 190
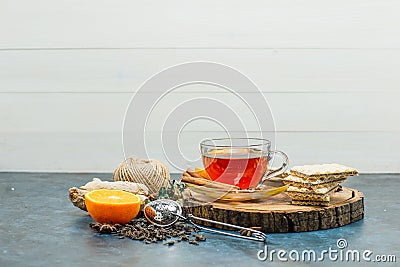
261, 150, 289, 183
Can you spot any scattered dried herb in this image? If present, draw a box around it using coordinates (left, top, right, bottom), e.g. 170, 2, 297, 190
163, 240, 175, 246
239, 226, 262, 237
188, 238, 199, 245
89, 217, 206, 245
193, 233, 206, 241
157, 180, 186, 206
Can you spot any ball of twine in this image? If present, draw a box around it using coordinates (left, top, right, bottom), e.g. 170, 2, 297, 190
113, 157, 170, 194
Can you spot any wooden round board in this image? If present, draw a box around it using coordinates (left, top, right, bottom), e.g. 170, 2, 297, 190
182, 186, 364, 233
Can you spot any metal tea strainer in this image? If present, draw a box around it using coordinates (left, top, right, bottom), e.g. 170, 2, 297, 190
144, 199, 267, 242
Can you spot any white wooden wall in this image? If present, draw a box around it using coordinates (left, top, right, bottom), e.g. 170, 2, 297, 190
1, 0, 399, 173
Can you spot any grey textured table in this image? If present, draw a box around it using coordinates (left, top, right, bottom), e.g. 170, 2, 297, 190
0, 173, 399, 267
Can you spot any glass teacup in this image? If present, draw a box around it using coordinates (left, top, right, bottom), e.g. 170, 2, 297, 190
200, 138, 289, 189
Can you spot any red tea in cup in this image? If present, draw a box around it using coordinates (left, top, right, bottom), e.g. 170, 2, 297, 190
203, 149, 268, 189
200, 138, 288, 190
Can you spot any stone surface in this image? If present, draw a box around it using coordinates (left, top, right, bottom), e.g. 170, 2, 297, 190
0, 173, 399, 266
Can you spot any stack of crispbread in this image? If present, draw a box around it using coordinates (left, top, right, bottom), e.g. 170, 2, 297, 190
283, 164, 358, 206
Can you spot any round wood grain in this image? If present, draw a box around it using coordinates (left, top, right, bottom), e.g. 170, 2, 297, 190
182, 187, 364, 233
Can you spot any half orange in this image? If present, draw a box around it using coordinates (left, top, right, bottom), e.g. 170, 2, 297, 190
85, 189, 141, 224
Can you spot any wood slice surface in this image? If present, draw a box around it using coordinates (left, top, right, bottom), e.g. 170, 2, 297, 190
182, 183, 364, 233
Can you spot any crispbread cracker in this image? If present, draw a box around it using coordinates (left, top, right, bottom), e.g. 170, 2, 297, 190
287, 184, 339, 203
287, 163, 357, 207
287, 192, 330, 202
284, 181, 344, 190
287, 184, 339, 195
290, 163, 358, 181
290, 173, 350, 182
283, 175, 347, 189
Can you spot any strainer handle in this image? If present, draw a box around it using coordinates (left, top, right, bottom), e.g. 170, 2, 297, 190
187, 214, 267, 242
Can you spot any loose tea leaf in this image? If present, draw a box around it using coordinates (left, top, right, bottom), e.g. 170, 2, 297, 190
89, 217, 205, 246
239, 226, 262, 237
193, 233, 206, 241
164, 240, 175, 246
188, 238, 199, 245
